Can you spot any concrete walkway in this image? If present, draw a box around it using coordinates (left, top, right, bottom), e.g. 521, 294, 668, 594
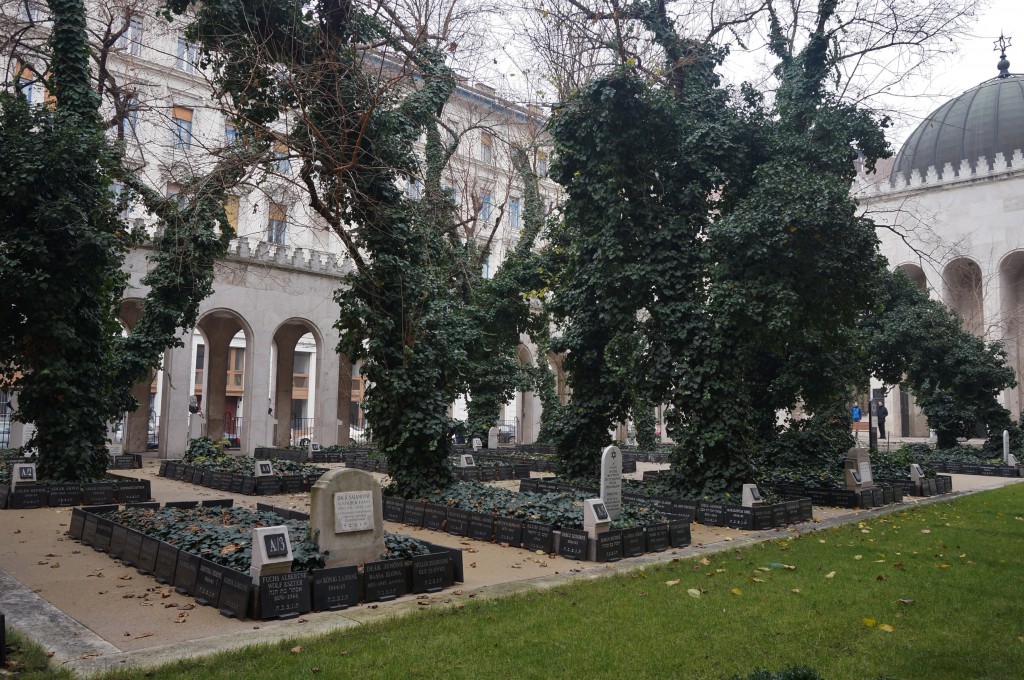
0, 467, 1018, 677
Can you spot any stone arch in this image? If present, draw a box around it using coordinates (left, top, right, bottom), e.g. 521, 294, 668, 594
942, 257, 985, 336
116, 298, 161, 454
270, 318, 326, 447
193, 309, 254, 447
547, 352, 569, 405
513, 344, 541, 445
999, 250, 1024, 415
896, 263, 928, 292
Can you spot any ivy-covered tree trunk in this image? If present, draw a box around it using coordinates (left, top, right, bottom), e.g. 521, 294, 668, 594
632, 397, 657, 450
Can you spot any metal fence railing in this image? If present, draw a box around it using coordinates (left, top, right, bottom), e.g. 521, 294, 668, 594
148, 414, 159, 450
223, 415, 242, 448
290, 417, 314, 446
1, 413, 10, 449
496, 419, 518, 445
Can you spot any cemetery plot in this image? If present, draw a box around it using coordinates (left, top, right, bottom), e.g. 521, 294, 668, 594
0, 474, 151, 510
66, 501, 463, 619
158, 457, 326, 496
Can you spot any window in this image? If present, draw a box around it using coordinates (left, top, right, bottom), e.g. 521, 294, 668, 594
273, 142, 291, 173
405, 176, 422, 199
509, 196, 521, 229
444, 185, 458, 205
224, 124, 237, 145
18, 75, 35, 105
480, 132, 493, 165
123, 95, 139, 135
479, 191, 492, 222
482, 253, 492, 279
110, 182, 129, 218
223, 195, 239, 232
536, 151, 548, 177
176, 37, 197, 73
267, 202, 287, 245
166, 182, 188, 207
116, 17, 143, 56
228, 348, 244, 388
172, 106, 193, 149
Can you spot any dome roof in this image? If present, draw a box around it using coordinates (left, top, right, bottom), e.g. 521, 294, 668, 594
892, 74, 1024, 181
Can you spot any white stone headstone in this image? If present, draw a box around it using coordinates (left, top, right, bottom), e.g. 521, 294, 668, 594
471, 437, 482, 451
742, 484, 763, 507
1003, 429, 1010, 464
309, 468, 385, 568
108, 443, 124, 456
600, 445, 622, 521
583, 498, 611, 538
188, 413, 204, 440
255, 460, 275, 477
459, 454, 476, 468
309, 441, 321, 457
12, 463, 36, 487
1007, 453, 1020, 467
487, 426, 499, 449
910, 464, 925, 488
250, 526, 294, 582
845, 447, 874, 489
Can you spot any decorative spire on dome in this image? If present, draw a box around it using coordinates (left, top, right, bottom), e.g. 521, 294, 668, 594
995, 33, 1012, 78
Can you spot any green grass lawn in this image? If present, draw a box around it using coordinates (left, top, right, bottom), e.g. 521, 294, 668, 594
40, 484, 1024, 678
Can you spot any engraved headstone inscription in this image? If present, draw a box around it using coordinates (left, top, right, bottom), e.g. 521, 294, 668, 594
363, 559, 408, 602
311, 566, 359, 612
260, 571, 312, 619
411, 553, 454, 593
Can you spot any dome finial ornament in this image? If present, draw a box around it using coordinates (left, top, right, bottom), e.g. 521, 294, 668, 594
994, 33, 1012, 78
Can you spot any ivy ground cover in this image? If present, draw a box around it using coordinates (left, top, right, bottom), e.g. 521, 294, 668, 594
93, 484, 1024, 680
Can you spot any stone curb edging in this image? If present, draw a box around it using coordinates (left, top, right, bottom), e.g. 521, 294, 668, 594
3, 480, 1019, 677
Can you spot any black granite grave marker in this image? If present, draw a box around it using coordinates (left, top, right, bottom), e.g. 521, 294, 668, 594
518, 478, 540, 493
230, 475, 245, 494
93, 518, 114, 552
260, 571, 312, 619
621, 527, 645, 557
81, 514, 99, 546
422, 504, 447, 531
136, 536, 160, 574
445, 508, 470, 536
412, 553, 454, 593
255, 477, 282, 495
68, 508, 86, 540
279, 476, 305, 494
107, 524, 128, 560
201, 499, 234, 508
402, 502, 428, 529
725, 507, 754, 530
595, 531, 623, 562
513, 463, 532, 479
159, 461, 169, 476
9, 486, 48, 509
173, 551, 199, 595
557, 528, 588, 560
311, 567, 358, 612
753, 507, 775, 530
494, 517, 523, 547
382, 497, 405, 523
363, 559, 408, 602
194, 560, 225, 606
241, 477, 257, 495
164, 501, 198, 509
697, 502, 726, 527
771, 503, 788, 527
670, 500, 698, 522
112, 455, 137, 470
645, 524, 670, 553
201, 470, 215, 487
127, 502, 160, 510
480, 467, 497, 482
154, 542, 179, 584
467, 512, 494, 542
116, 481, 150, 504
48, 483, 82, 507
80, 483, 114, 503
218, 569, 252, 619
669, 519, 691, 548
523, 521, 554, 553
121, 530, 143, 568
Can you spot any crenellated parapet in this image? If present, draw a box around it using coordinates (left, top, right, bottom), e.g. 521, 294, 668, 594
225, 237, 352, 277
854, 148, 1024, 198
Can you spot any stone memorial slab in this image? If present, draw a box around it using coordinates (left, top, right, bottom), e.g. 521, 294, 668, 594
513, 463, 532, 479
241, 477, 258, 495
645, 523, 670, 553
844, 447, 875, 489
68, 508, 86, 540
480, 467, 498, 482
230, 475, 245, 494
12, 463, 36, 487
621, 527, 645, 557
218, 569, 252, 619
471, 437, 482, 451
112, 455, 137, 470
82, 484, 115, 505
487, 426, 499, 449
165, 500, 199, 509
523, 521, 554, 553
594, 530, 623, 562
121, 530, 144, 567
173, 551, 200, 595
412, 553, 454, 593
382, 497, 405, 523
9, 487, 48, 509
726, 507, 754, 530
333, 490, 374, 532
93, 518, 114, 552
106, 524, 127, 557
260, 571, 312, 619
201, 499, 233, 508
117, 481, 150, 504
201, 470, 215, 487
280, 475, 306, 494
310, 469, 385, 569
311, 567, 358, 612
494, 517, 523, 547
422, 503, 447, 531
363, 559, 408, 602
255, 460, 274, 477
250, 526, 294, 581
461, 467, 482, 482
467, 512, 494, 542
81, 514, 99, 546
669, 500, 698, 522
444, 508, 470, 536
48, 483, 82, 507
697, 502, 726, 526
600, 445, 623, 521
194, 560, 225, 606
742, 484, 764, 507
137, 535, 160, 574
256, 476, 282, 494
557, 528, 588, 560
669, 519, 691, 548
458, 454, 476, 468
402, 501, 425, 527
154, 542, 179, 584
